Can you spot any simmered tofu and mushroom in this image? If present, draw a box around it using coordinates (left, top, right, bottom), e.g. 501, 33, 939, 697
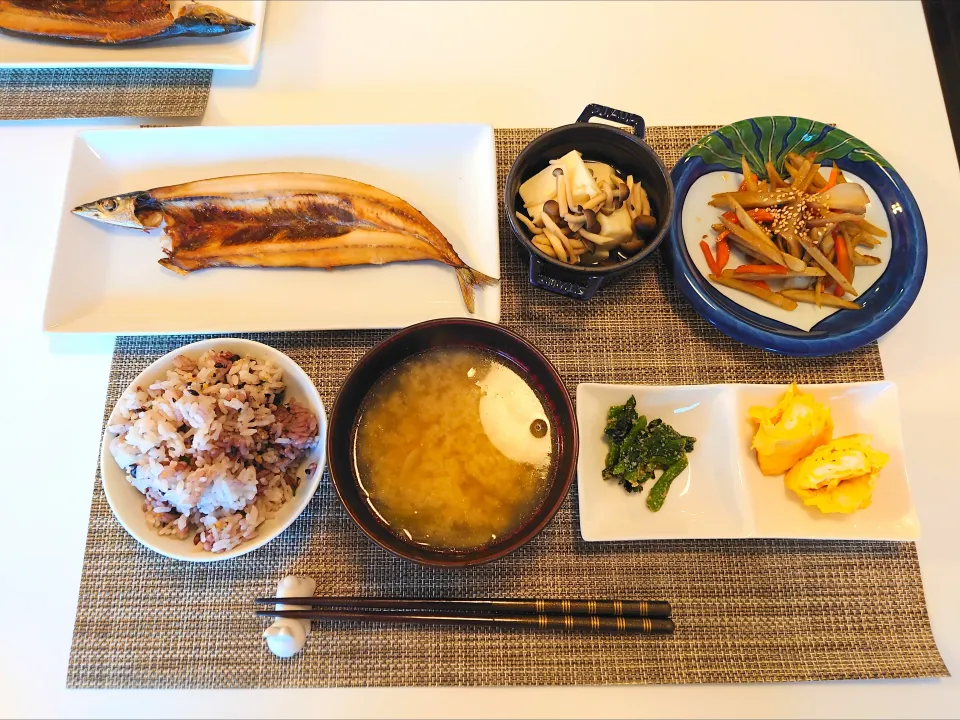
515, 150, 657, 267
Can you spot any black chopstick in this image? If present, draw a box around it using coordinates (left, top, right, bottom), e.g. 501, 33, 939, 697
256, 608, 674, 635
254, 597, 672, 619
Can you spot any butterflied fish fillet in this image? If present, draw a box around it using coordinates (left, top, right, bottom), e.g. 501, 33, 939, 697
0, 1, 253, 45
72, 172, 498, 313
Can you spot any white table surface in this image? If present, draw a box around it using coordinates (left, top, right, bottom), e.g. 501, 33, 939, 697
1, 2, 957, 718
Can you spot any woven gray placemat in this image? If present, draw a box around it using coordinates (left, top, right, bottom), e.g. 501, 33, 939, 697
67, 126, 948, 688
0, 68, 211, 120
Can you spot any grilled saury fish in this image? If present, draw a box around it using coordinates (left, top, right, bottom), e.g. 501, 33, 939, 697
73, 172, 498, 313
0, 1, 253, 45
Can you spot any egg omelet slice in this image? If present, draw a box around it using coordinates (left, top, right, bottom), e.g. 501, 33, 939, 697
784, 434, 889, 514
749, 383, 833, 476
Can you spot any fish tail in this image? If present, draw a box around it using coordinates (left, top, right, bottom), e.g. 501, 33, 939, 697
455, 266, 499, 314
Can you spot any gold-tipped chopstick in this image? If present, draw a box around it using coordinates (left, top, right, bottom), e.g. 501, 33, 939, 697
256, 608, 674, 635
254, 597, 671, 619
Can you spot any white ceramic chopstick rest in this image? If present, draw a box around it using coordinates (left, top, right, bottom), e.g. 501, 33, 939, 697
263, 575, 317, 658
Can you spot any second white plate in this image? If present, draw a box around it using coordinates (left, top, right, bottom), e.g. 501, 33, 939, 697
576, 382, 918, 542
44, 123, 500, 334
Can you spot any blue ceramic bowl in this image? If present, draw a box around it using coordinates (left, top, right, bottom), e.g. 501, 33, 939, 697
666, 117, 927, 357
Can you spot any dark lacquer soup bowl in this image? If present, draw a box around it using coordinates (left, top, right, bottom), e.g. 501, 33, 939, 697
504, 103, 674, 300
327, 318, 578, 568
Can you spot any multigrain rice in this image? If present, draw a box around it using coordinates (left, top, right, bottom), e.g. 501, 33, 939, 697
107, 350, 319, 552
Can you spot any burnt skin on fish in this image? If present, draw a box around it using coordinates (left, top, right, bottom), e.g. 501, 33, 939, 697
73, 172, 499, 314
0, 0, 253, 45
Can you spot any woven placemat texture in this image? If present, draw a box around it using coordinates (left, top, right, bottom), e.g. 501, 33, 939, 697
67, 126, 948, 688
0, 68, 210, 120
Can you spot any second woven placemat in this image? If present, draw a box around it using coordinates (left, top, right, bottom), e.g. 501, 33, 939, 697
0, 68, 211, 120
67, 126, 948, 688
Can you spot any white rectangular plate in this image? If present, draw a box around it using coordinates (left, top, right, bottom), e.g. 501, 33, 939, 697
0, 2, 265, 70
43, 123, 500, 333
576, 382, 918, 542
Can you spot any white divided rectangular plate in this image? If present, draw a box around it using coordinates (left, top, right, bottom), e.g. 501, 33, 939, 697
0, 2, 265, 70
44, 123, 500, 333
576, 382, 918, 542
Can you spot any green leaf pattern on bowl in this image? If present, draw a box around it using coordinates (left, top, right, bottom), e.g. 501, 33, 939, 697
686, 116, 891, 176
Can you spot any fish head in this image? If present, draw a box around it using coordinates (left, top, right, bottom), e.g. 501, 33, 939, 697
176, 4, 255, 35
72, 192, 146, 229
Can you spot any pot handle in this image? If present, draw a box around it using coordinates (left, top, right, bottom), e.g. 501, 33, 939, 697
576, 103, 646, 139
528, 254, 604, 300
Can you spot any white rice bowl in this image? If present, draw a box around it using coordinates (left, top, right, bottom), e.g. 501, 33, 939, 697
100, 338, 326, 562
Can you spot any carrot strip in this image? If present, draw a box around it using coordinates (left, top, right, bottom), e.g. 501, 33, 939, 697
700, 240, 721, 275
817, 165, 840, 194
734, 264, 789, 275
834, 228, 852, 284
716, 236, 731, 270
747, 280, 770, 290
720, 209, 771, 225
747, 209, 775, 223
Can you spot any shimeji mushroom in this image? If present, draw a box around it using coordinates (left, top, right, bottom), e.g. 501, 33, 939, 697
633, 215, 657, 240
630, 181, 653, 218
553, 168, 569, 217
540, 209, 570, 241
542, 200, 565, 229
533, 237, 557, 258
600, 182, 615, 214
581, 208, 601, 234
561, 170, 575, 216
580, 193, 608, 212
555, 232, 579, 263
515, 211, 543, 235
543, 230, 569, 262
638, 184, 652, 217
624, 176, 637, 219
611, 191, 624, 211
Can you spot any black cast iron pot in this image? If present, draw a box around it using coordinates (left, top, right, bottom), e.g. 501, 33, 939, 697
504, 103, 674, 300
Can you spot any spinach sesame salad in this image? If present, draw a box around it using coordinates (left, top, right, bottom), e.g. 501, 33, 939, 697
602, 396, 696, 512
698, 152, 886, 316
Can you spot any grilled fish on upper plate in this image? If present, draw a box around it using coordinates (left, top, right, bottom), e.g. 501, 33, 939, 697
73, 172, 498, 313
0, 0, 253, 45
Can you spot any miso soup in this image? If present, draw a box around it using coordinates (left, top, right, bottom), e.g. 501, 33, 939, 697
354, 347, 555, 550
